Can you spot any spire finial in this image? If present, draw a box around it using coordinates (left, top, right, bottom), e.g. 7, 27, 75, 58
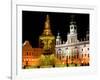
42, 14, 52, 36
45, 14, 50, 29
57, 32, 61, 39
70, 15, 76, 24
57, 32, 60, 36
46, 14, 49, 22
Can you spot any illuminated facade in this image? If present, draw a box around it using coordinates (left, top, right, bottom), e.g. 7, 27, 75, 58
55, 16, 90, 66
22, 41, 43, 68
22, 15, 90, 68
22, 15, 56, 68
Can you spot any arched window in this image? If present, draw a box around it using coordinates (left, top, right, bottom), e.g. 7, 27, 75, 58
57, 49, 62, 54
66, 48, 68, 49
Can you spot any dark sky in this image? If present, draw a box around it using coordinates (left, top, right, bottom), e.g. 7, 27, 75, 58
22, 11, 89, 47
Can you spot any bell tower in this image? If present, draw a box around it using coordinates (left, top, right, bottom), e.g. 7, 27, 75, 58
39, 15, 55, 55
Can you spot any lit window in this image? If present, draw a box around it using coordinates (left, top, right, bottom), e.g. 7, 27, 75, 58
32, 59, 34, 61
26, 59, 28, 61
24, 59, 26, 61
57, 49, 62, 54
29, 59, 31, 61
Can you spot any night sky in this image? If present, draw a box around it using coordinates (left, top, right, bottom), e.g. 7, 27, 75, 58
22, 11, 89, 47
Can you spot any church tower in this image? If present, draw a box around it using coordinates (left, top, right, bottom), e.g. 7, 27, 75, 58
67, 15, 79, 44
39, 15, 55, 55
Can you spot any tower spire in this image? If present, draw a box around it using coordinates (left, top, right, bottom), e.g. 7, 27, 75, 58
42, 15, 52, 36
39, 15, 55, 55
69, 15, 77, 34
70, 15, 76, 24
45, 15, 50, 29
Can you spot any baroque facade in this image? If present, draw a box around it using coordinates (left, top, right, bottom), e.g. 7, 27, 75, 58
55, 17, 89, 65
22, 41, 43, 68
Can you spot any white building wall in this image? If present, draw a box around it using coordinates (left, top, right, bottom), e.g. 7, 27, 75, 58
55, 42, 89, 60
